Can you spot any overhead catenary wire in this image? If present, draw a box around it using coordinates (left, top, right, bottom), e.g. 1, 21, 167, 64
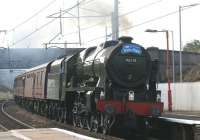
79, 7, 107, 15
11, 18, 57, 47
12, 0, 192, 48
10, 0, 58, 31
80, 0, 95, 6
120, 0, 163, 17
61, 0, 164, 38
10, 0, 90, 47
47, 0, 95, 18
62, 21, 105, 37
83, 7, 197, 44
10, 0, 162, 47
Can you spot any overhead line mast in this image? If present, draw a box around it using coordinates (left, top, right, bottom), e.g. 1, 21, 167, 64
112, 0, 119, 40
77, 0, 82, 46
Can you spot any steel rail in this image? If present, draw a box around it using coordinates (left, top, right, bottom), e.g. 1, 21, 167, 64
0, 123, 8, 131
1, 101, 35, 129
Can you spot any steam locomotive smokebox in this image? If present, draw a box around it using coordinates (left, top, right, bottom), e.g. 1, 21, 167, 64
147, 47, 160, 61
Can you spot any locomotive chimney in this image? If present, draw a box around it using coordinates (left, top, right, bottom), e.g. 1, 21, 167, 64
118, 36, 133, 43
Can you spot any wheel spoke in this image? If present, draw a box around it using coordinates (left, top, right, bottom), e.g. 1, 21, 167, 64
72, 114, 78, 127
90, 114, 99, 133
102, 114, 115, 135
80, 116, 85, 128
86, 117, 91, 131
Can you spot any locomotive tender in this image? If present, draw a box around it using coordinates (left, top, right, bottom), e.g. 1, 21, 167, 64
14, 36, 163, 134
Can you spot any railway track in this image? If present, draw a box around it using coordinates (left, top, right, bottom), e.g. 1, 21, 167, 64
2, 100, 199, 140
0, 100, 34, 131
0, 100, 161, 140
0, 100, 172, 140
0, 99, 164, 140
0, 124, 8, 131
5, 100, 200, 140
1, 100, 124, 140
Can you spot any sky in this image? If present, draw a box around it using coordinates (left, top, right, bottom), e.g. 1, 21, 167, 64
0, 0, 200, 50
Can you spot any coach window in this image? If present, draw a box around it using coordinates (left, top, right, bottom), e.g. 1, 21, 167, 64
38, 72, 40, 87
37, 72, 40, 86
40, 71, 43, 86
36, 73, 38, 86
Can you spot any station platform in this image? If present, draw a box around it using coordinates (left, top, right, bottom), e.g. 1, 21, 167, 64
0, 128, 100, 140
162, 111, 200, 121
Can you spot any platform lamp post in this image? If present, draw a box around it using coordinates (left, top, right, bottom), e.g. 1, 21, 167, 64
179, 3, 200, 82
169, 30, 175, 83
145, 29, 172, 111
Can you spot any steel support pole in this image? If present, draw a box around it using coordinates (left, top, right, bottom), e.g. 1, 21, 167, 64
166, 31, 172, 111
171, 31, 175, 83
77, 0, 81, 46
112, 0, 119, 40
179, 6, 183, 82
59, 9, 63, 35
114, 0, 119, 39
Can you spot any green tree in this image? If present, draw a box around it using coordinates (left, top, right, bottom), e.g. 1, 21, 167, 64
183, 40, 200, 53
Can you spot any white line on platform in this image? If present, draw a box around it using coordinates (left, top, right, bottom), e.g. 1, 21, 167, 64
159, 117, 200, 125
164, 112, 200, 118
10, 130, 32, 140
51, 128, 101, 140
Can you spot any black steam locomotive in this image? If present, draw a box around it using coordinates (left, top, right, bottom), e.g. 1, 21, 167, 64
14, 36, 163, 134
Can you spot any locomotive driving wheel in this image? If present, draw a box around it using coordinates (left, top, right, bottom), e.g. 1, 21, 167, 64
102, 114, 115, 135
72, 104, 80, 127
80, 113, 91, 129
80, 115, 86, 129
86, 116, 91, 130
90, 114, 99, 133
79, 114, 91, 129
72, 113, 79, 127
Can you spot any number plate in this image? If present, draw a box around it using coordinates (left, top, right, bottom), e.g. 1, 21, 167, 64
121, 43, 142, 55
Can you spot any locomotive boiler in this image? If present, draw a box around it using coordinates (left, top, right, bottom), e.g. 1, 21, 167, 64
14, 36, 163, 135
